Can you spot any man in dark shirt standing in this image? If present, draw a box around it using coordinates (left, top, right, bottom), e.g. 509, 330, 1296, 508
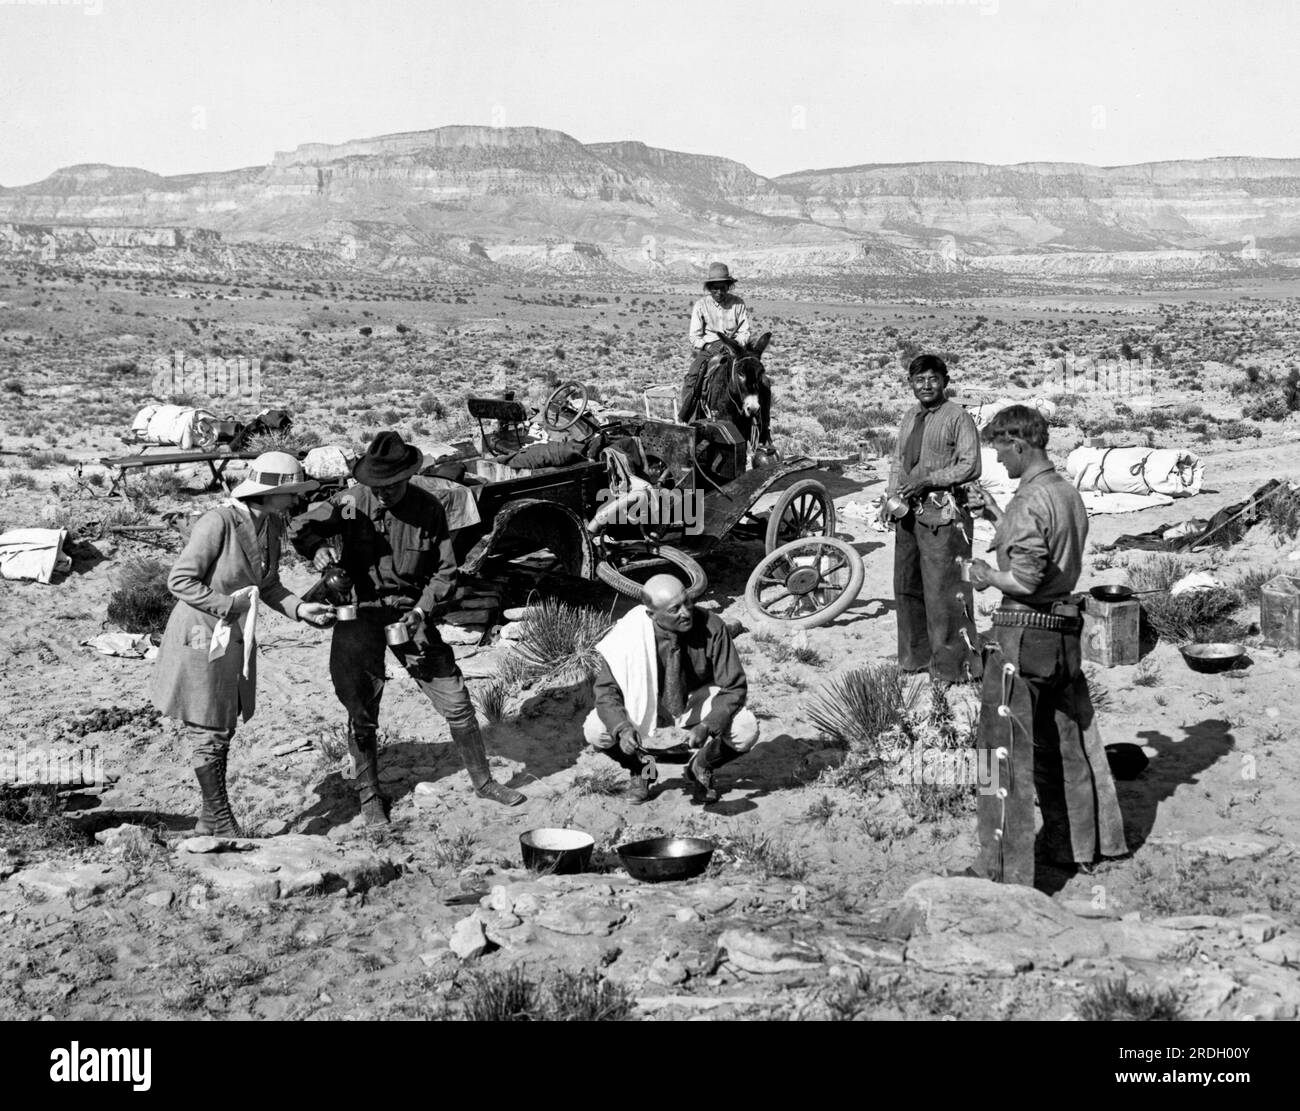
886, 354, 983, 683
965, 406, 1126, 886
584, 575, 758, 803
290, 432, 525, 822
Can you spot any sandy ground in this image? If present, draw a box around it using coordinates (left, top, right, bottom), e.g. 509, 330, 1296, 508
2, 274, 1300, 1020
2, 429, 1299, 1020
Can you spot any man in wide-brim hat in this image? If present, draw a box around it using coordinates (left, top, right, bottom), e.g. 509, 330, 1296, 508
680, 262, 753, 422
290, 431, 526, 819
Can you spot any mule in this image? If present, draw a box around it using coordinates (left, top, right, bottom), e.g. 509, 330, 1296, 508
679, 331, 773, 452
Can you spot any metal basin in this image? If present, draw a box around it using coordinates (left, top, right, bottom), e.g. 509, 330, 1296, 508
519, 828, 594, 875
1179, 643, 1247, 673
1105, 742, 1150, 781
616, 836, 716, 883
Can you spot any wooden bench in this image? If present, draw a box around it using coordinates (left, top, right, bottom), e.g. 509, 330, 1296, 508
97, 449, 261, 497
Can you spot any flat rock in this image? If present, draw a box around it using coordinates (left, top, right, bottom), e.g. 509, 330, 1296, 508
1254, 937, 1300, 967
819, 935, 906, 967
93, 823, 162, 855
437, 624, 482, 645
177, 836, 255, 854
481, 913, 536, 952
890, 877, 1107, 977
1059, 898, 1120, 920
257, 819, 292, 837
1183, 972, 1239, 1018
1152, 914, 1239, 932
1180, 835, 1274, 861
176, 833, 399, 901
1239, 914, 1281, 944
440, 876, 491, 905
142, 890, 174, 908
1097, 920, 1192, 962
419, 949, 456, 969
450, 914, 490, 960
7, 863, 126, 899
718, 929, 823, 975
691, 891, 739, 917
536, 899, 627, 937
648, 957, 690, 986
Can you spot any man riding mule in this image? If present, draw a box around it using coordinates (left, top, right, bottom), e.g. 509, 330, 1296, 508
679, 262, 773, 455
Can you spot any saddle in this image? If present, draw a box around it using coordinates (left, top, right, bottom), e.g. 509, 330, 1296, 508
680, 351, 731, 423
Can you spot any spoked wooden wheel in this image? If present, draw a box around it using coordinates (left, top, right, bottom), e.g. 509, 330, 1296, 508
542, 381, 590, 431
765, 478, 836, 554
744, 536, 864, 629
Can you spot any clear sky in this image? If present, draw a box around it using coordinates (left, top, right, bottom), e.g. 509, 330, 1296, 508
1, 0, 1297, 185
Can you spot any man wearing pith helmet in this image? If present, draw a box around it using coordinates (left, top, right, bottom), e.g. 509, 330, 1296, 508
679, 261, 752, 422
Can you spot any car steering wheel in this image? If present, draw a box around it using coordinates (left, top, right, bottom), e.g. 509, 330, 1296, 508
542, 381, 590, 431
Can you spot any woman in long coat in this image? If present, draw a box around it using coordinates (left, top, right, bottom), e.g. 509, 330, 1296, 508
151, 451, 333, 835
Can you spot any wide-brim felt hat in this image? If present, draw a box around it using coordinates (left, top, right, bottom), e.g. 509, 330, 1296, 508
704, 261, 736, 287
352, 430, 423, 486
230, 450, 317, 499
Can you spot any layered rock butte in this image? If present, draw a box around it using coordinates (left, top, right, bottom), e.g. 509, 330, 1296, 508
3, 125, 1299, 280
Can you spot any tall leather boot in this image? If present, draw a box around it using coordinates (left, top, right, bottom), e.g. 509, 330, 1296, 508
684, 735, 744, 804
601, 744, 654, 804
194, 754, 243, 837
451, 722, 525, 807
348, 723, 390, 826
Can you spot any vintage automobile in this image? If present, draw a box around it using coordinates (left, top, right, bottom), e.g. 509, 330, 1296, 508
443, 383, 865, 629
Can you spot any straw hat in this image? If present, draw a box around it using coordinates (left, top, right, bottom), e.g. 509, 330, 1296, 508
230, 451, 317, 499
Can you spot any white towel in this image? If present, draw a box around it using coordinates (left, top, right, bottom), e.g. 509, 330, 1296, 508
594, 607, 659, 740
209, 585, 258, 678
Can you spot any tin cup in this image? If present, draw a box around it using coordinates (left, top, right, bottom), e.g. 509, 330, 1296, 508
384, 621, 410, 646
334, 604, 358, 622
956, 558, 973, 583
883, 493, 910, 520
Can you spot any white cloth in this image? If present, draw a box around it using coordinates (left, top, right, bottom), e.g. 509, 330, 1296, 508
130, 404, 218, 449
0, 528, 70, 583
976, 446, 1019, 510
302, 445, 354, 480
594, 607, 659, 741
410, 475, 483, 531
1079, 490, 1175, 514
1170, 572, 1226, 596
209, 584, 258, 678
1066, 446, 1203, 497
84, 632, 158, 659
971, 396, 1057, 430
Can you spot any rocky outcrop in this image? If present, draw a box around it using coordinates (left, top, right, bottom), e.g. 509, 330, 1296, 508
5, 128, 1300, 278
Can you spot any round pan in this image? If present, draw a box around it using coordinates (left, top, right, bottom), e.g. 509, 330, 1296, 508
616, 836, 716, 883
1179, 643, 1247, 674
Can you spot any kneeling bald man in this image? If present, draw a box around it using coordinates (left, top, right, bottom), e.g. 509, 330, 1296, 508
583, 574, 759, 803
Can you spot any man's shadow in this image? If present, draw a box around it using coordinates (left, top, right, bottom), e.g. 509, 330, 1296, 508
1121, 718, 1236, 851
293, 675, 596, 833
1029, 716, 1236, 894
